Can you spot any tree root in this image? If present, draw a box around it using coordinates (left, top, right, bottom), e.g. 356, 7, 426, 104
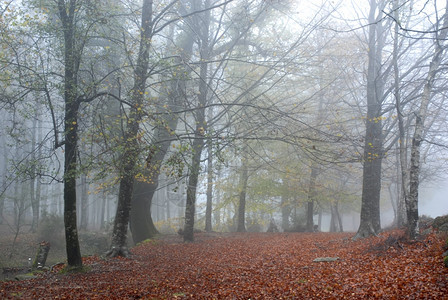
352, 224, 378, 241
106, 246, 130, 258
367, 234, 407, 255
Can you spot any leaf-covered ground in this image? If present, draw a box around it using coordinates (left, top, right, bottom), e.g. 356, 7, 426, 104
1, 230, 447, 299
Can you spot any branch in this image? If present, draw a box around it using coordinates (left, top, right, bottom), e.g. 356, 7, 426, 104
423, 138, 448, 149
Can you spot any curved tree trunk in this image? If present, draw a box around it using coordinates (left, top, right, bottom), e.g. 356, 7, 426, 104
130, 181, 159, 244
107, 0, 153, 257
129, 7, 195, 243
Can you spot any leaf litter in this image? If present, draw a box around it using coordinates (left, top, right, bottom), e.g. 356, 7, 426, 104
1, 230, 447, 299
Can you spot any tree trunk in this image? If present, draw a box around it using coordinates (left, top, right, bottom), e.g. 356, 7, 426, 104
107, 0, 153, 257
58, 0, 83, 268
204, 101, 215, 232
236, 156, 249, 233
130, 181, 159, 244
129, 10, 195, 242
329, 203, 337, 232
213, 166, 222, 228
100, 192, 106, 230
63, 99, 82, 267
30, 110, 39, 232
388, 182, 398, 226
318, 210, 322, 232
0, 135, 5, 224
183, 136, 205, 242
281, 193, 291, 231
306, 165, 318, 232
392, 0, 410, 230
408, 4, 448, 239
395, 146, 407, 227
79, 174, 88, 231
354, 0, 385, 240
205, 137, 213, 232
183, 0, 211, 242
335, 202, 343, 232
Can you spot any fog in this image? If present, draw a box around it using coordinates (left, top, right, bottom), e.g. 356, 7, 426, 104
420, 178, 448, 217
1, 0, 448, 266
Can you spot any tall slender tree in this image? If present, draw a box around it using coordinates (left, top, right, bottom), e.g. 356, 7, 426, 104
407, 1, 448, 239
354, 0, 388, 239
57, 0, 84, 267
183, 0, 212, 242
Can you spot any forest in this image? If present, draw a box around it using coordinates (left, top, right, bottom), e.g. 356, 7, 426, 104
1, 0, 448, 295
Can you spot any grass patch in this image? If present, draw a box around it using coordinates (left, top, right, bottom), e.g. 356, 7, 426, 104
59, 265, 92, 275
136, 238, 158, 246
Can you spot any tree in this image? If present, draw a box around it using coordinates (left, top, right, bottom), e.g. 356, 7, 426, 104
31, 0, 127, 266
107, 0, 153, 257
56, 0, 85, 267
407, 1, 448, 239
236, 144, 249, 232
129, 0, 196, 244
354, 0, 389, 239
182, 0, 212, 242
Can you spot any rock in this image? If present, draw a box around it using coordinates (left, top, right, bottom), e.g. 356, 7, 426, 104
442, 250, 448, 257
313, 257, 340, 262
438, 223, 448, 232
432, 215, 448, 230
419, 215, 434, 230
420, 228, 432, 236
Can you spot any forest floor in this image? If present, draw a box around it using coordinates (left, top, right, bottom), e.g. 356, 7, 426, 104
1, 229, 447, 299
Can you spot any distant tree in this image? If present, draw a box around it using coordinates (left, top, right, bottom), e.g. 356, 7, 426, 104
236, 143, 249, 232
